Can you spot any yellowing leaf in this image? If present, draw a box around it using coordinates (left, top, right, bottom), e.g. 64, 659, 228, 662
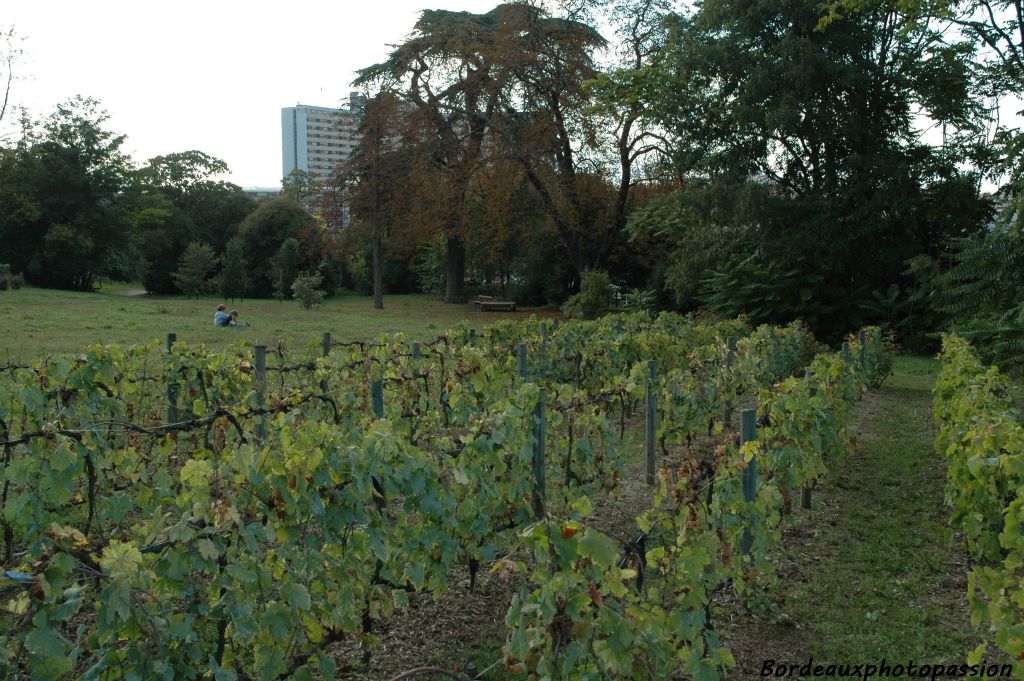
196, 538, 219, 561
99, 540, 144, 579
47, 523, 89, 549
180, 459, 213, 488
967, 643, 986, 666
6, 591, 30, 615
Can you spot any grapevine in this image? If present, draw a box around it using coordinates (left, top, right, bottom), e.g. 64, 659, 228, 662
933, 335, 1024, 678
0, 315, 892, 679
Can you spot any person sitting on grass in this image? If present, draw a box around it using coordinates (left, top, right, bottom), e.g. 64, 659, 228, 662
214, 304, 231, 327
228, 310, 249, 328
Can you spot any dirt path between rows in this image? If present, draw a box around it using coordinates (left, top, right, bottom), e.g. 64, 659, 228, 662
720, 364, 979, 679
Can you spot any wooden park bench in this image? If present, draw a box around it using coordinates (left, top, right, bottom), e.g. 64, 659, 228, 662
472, 295, 495, 308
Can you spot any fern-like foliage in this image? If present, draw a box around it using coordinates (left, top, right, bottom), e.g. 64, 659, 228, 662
931, 189, 1024, 372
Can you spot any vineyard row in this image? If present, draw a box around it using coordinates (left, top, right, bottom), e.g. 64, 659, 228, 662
0, 313, 892, 680
933, 336, 1024, 679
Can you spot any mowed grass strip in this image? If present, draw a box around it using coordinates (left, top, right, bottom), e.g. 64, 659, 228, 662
0, 286, 556, 358
778, 356, 977, 666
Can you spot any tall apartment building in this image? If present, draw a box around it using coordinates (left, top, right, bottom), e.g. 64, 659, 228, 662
281, 93, 366, 183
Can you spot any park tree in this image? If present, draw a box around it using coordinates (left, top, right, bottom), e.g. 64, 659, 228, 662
627, 0, 989, 338
282, 169, 321, 205
135, 150, 256, 293
0, 26, 25, 134
185, 183, 257, 254
173, 241, 217, 299
821, 0, 1024, 359
461, 159, 557, 299
235, 197, 319, 297
219, 239, 248, 302
589, 0, 672, 259
270, 237, 300, 301
138, 150, 228, 191
821, 0, 1022, 99
0, 96, 136, 290
487, 1, 673, 282
355, 4, 663, 299
131, 191, 193, 293
355, 7, 520, 303
0, 142, 38, 278
344, 92, 411, 309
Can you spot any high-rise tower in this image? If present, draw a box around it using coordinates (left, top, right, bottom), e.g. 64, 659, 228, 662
281, 93, 366, 183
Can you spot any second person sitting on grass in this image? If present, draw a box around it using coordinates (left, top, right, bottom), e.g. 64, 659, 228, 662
228, 310, 249, 328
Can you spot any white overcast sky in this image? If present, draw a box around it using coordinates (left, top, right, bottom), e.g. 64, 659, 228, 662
3, 0, 503, 188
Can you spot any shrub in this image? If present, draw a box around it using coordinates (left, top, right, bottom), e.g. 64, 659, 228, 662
562, 269, 614, 320
0, 264, 23, 291
413, 237, 445, 296
292, 271, 325, 310
344, 252, 369, 294
615, 286, 655, 311
172, 241, 217, 299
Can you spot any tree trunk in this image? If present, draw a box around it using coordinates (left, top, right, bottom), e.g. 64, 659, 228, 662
444, 235, 467, 304
372, 227, 383, 310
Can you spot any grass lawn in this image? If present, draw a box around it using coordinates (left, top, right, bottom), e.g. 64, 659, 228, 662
0, 285, 557, 359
